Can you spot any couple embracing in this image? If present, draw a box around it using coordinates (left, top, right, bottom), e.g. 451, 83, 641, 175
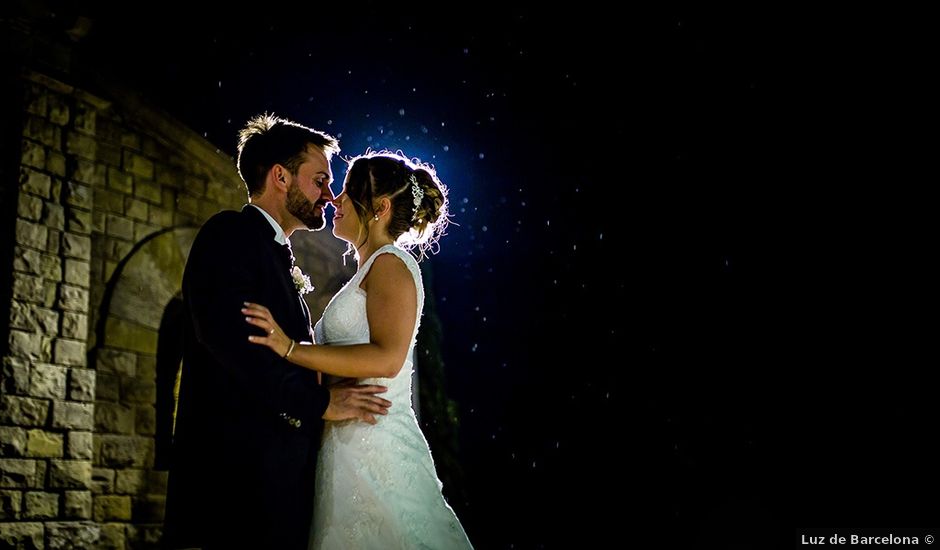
164, 114, 472, 549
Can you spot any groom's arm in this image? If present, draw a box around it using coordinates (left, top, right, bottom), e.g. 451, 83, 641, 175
184, 214, 330, 434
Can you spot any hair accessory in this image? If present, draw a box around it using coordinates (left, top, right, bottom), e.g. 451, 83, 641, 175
410, 174, 424, 221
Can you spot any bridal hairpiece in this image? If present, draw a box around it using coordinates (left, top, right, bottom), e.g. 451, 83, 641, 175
410, 174, 423, 221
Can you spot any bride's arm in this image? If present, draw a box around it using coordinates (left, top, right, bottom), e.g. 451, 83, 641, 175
244, 254, 417, 379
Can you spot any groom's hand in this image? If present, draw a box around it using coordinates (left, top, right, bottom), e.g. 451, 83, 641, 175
323, 382, 391, 425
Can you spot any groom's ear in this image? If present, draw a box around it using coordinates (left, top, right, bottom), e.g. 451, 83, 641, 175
271, 165, 289, 190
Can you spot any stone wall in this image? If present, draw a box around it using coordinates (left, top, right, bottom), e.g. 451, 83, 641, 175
0, 70, 247, 549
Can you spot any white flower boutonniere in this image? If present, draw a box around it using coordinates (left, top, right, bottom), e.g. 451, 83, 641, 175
290, 266, 314, 295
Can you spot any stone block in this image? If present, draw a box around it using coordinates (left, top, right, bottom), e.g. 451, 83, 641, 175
64, 259, 90, 288
0, 396, 49, 427
8, 330, 52, 362
66, 180, 94, 210
68, 368, 95, 402
51, 401, 94, 430
62, 233, 92, 261
95, 349, 136, 376
105, 214, 135, 240
1, 358, 31, 395
95, 402, 133, 434
42, 202, 66, 231
0, 489, 22, 520
62, 312, 89, 341
57, 284, 90, 313
48, 460, 92, 489
24, 491, 59, 519
19, 167, 51, 198
135, 179, 162, 204
15, 219, 48, 251
0, 459, 38, 488
93, 495, 131, 521
66, 131, 97, 161
90, 468, 114, 494
0, 521, 43, 548
29, 364, 68, 400
123, 152, 154, 179
47, 149, 67, 176
98, 522, 126, 549
17, 193, 43, 221
54, 338, 87, 367
134, 405, 156, 436
73, 160, 106, 188
46, 521, 100, 549
12, 247, 61, 280
0, 427, 27, 457
67, 208, 93, 235
64, 490, 92, 519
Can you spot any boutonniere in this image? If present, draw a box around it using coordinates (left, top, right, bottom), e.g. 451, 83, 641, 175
290, 265, 314, 295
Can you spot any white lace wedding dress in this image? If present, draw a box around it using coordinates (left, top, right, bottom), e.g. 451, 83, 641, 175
310, 244, 472, 549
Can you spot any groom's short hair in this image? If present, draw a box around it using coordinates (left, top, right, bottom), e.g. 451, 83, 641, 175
237, 114, 339, 196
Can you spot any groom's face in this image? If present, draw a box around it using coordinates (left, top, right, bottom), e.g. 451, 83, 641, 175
286, 145, 334, 231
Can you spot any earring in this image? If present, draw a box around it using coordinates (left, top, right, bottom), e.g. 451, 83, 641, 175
373, 214, 379, 221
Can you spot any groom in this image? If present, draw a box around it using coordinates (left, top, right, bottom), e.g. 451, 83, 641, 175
164, 115, 392, 550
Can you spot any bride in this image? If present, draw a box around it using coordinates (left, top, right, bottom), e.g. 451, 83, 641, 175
243, 151, 472, 549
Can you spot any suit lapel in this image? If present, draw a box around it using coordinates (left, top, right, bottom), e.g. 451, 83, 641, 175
240, 206, 310, 343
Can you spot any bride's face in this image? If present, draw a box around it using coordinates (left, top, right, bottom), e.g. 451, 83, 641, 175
330, 185, 361, 244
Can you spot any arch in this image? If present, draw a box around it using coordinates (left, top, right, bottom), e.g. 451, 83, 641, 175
91, 226, 196, 527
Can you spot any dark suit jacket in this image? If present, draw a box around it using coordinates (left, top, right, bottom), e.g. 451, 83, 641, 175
164, 206, 329, 550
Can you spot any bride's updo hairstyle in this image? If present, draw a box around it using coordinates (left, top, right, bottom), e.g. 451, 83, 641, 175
342, 150, 450, 259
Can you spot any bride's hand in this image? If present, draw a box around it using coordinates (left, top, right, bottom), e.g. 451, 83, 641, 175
243, 302, 291, 357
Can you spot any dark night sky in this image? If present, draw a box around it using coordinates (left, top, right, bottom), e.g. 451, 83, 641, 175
28, 2, 936, 547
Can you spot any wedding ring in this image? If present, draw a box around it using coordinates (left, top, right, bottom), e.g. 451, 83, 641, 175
269, 328, 275, 334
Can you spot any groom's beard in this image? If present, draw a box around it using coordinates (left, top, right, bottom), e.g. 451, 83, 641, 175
287, 182, 325, 230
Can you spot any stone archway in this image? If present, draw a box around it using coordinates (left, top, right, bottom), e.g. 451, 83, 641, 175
90, 227, 195, 544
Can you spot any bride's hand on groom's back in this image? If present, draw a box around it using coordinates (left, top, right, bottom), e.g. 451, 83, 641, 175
323, 380, 391, 425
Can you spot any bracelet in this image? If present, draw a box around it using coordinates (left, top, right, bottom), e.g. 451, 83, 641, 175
284, 339, 296, 359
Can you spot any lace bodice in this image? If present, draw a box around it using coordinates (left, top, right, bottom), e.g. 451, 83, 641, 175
313, 244, 424, 404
